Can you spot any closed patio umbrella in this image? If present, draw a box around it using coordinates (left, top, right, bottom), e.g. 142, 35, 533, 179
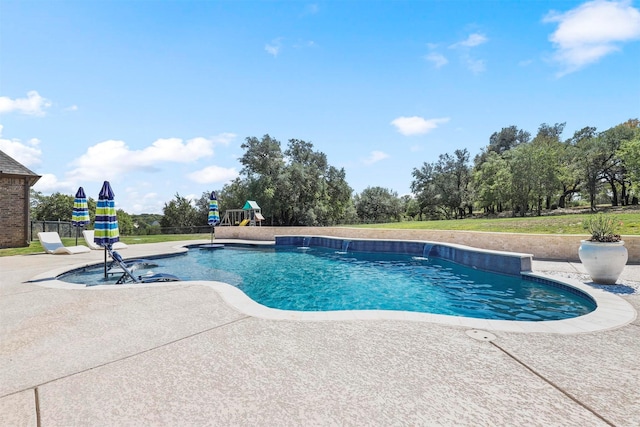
207, 191, 220, 243
71, 187, 90, 245
94, 181, 120, 277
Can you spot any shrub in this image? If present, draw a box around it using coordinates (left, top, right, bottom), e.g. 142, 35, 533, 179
583, 213, 622, 242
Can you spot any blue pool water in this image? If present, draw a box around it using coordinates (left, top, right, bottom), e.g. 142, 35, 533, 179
60, 245, 596, 321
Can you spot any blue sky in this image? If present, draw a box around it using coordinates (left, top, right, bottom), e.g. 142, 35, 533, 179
1, 0, 639, 214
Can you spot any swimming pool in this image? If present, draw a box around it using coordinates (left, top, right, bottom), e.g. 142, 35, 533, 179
60, 243, 596, 321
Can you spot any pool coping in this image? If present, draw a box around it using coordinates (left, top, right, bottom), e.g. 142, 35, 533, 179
28, 241, 637, 335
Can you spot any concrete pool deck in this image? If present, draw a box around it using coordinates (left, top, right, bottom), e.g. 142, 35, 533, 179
1, 240, 639, 426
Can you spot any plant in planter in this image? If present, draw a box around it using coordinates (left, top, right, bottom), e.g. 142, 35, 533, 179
584, 212, 622, 242
578, 212, 628, 284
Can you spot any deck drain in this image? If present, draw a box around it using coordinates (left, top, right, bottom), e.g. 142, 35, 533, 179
465, 329, 496, 342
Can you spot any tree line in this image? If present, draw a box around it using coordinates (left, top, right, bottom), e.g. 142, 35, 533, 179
31, 119, 640, 230
409, 119, 639, 220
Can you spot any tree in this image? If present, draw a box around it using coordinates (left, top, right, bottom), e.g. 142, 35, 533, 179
497, 123, 566, 216
160, 193, 199, 233
228, 135, 353, 226
30, 190, 98, 223
219, 177, 251, 214
401, 195, 420, 220
281, 139, 329, 225
412, 149, 473, 220
505, 143, 536, 216
536, 122, 565, 140
618, 134, 640, 199
194, 191, 214, 227
31, 192, 76, 221
475, 125, 530, 166
239, 134, 285, 223
529, 123, 564, 212
472, 151, 511, 214
30, 190, 45, 212
599, 123, 639, 205
575, 136, 608, 211
116, 209, 134, 235
354, 187, 402, 223
411, 162, 440, 219
432, 149, 472, 219
130, 213, 163, 235
557, 126, 597, 208
572, 122, 638, 210
324, 166, 354, 225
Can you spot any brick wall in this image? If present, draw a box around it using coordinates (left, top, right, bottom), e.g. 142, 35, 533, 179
0, 177, 30, 248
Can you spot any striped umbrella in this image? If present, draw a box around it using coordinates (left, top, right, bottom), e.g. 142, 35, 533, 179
208, 191, 220, 243
71, 187, 90, 245
94, 181, 119, 277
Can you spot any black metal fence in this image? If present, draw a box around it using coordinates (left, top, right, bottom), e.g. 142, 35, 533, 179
30, 220, 77, 239
29, 221, 214, 241
157, 225, 213, 235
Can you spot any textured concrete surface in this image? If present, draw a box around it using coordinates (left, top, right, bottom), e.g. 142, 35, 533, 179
213, 226, 640, 262
1, 240, 639, 426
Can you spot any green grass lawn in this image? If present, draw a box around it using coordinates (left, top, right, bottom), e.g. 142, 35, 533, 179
354, 212, 640, 235
2, 210, 639, 257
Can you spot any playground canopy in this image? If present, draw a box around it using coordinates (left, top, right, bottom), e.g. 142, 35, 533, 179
243, 200, 260, 210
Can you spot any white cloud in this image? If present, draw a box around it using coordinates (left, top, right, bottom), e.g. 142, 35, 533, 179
265, 38, 283, 57
391, 116, 450, 136
544, 0, 640, 75
362, 151, 389, 165
444, 33, 489, 73
67, 136, 217, 182
32, 173, 75, 194
0, 91, 52, 116
464, 56, 486, 74
450, 33, 488, 48
293, 39, 317, 49
187, 165, 238, 184
129, 202, 164, 215
212, 132, 237, 145
0, 125, 42, 167
122, 189, 166, 214
145, 137, 215, 162
425, 52, 448, 68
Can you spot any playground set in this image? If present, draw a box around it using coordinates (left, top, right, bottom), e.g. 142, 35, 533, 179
220, 200, 264, 226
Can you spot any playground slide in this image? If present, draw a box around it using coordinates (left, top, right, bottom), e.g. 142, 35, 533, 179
239, 219, 250, 226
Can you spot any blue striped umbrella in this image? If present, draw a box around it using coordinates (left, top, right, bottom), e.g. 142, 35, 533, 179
94, 181, 120, 247
208, 191, 220, 243
94, 181, 119, 277
72, 187, 90, 245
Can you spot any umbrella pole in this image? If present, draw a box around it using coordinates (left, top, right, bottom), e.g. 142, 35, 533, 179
75, 227, 79, 246
210, 226, 214, 243
104, 247, 107, 278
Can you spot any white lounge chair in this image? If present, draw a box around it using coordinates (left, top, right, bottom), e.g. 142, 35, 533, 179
38, 232, 91, 255
82, 230, 128, 250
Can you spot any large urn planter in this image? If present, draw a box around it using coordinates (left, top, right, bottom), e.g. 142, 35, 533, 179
578, 240, 628, 285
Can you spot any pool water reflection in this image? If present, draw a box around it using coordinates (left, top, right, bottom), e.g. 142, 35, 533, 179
60, 245, 596, 321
